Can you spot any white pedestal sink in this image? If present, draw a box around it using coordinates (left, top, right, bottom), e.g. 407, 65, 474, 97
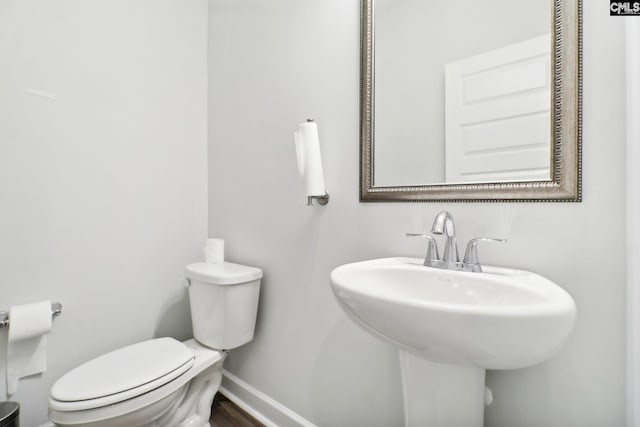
330, 258, 576, 427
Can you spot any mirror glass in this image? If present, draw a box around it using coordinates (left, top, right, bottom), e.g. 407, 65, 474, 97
374, 0, 551, 186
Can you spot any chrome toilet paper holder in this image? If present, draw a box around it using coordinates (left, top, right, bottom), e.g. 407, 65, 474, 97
0, 302, 62, 328
307, 193, 330, 206
294, 119, 330, 207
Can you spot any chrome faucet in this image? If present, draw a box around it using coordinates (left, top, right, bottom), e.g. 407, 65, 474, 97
462, 237, 507, 272
406, 211, 506, 272
405, 234, 442, 268
430, 211, 459, 267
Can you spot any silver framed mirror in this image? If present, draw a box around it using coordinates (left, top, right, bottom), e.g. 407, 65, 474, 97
360, 0, 581, 202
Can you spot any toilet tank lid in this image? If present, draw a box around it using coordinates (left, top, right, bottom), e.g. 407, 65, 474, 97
186, 262, 263, 285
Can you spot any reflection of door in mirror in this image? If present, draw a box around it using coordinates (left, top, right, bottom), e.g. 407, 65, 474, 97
445, 35, 551, 183
374, 0, 550, 187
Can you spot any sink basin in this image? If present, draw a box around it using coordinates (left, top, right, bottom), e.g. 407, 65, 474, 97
330, 257, 577, 427
330, 257, 576, 369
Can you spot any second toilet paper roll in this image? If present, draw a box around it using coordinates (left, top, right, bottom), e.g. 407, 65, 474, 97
204, 238, 224, 263
294, 120, 326, 197
6, 300, 52, 395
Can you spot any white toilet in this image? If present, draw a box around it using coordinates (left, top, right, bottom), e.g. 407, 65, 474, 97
48, 261, 262, 427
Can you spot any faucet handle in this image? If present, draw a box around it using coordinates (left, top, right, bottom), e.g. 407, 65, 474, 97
406, 233, 440, 267
463, 237, 507, 272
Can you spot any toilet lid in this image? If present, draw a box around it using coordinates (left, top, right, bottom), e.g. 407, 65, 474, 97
51, 337, 194, 406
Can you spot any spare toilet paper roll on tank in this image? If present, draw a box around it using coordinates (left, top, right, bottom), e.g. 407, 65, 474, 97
6, 300, 52, 395
204, 238, 224, 263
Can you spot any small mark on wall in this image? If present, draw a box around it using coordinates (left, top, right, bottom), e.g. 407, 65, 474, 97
26, 88, 56, 99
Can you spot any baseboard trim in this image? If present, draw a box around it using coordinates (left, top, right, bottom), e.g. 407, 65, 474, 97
220, 369, 317, 427
41, 373, 314, 427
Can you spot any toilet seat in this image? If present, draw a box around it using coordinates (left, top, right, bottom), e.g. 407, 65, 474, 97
50, 337, 194, 411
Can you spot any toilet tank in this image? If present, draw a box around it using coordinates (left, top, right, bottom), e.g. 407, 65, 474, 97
185, 262, 262, 350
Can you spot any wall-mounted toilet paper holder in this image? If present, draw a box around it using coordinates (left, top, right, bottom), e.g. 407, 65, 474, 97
294, 119, 330, 207
307, 194, 330, 206
0, 302, 62, 328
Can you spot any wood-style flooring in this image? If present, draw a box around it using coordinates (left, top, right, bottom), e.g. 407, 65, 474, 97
210, 392, 266, 427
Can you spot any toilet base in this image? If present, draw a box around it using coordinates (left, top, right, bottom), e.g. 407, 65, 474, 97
154, 362, 223, 427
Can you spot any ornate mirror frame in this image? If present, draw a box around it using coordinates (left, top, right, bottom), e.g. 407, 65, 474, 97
360, 0, 582, 202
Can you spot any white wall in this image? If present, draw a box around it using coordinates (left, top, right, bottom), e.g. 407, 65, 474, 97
626, 18, 640, 427
208, 1, 626, 426
0, 1, 208, 425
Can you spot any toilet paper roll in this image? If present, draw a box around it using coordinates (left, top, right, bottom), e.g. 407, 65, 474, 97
294, 121, 326, 197
6, 300, 52, 395
204, 238, 224, 263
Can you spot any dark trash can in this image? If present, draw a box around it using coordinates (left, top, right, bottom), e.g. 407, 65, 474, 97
0, 402, 18, 427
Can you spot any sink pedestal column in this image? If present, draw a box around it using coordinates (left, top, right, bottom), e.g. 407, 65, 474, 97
399, 350, 485, 427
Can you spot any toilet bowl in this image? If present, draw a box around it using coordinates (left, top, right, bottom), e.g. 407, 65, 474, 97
49, 261, 262, 427
49, 338, 224, 427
